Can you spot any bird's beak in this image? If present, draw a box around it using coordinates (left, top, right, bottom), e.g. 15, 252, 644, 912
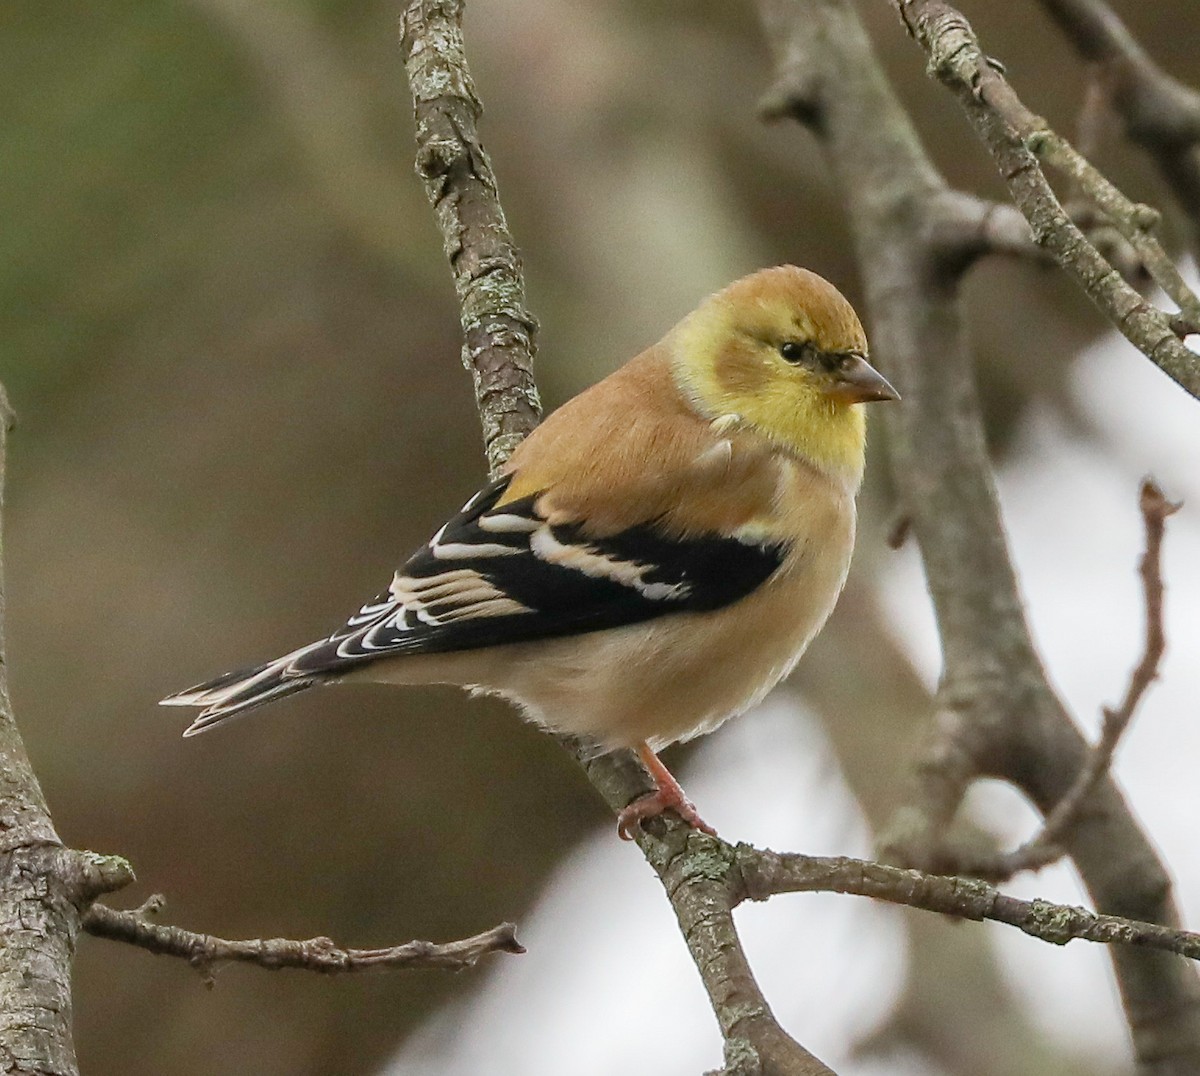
826, 354, 900, 404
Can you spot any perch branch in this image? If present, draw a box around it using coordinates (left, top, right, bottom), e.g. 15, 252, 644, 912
401, 2, 835, 1072
399, 0, 541, 475
892, 0, 1200, 400
84, 898, 522, 982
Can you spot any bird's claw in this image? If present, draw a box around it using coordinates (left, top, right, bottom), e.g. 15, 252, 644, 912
616, 789, 718, 841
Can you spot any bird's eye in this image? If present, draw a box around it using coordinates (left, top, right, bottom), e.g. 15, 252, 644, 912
779, 341, 810, 364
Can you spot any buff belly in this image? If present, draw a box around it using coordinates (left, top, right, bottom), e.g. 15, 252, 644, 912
353, 520, 853, 750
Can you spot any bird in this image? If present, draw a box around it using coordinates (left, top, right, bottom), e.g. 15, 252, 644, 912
162, 265, 898, 839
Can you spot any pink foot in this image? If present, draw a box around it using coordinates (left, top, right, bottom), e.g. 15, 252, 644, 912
616, 743, 719, 840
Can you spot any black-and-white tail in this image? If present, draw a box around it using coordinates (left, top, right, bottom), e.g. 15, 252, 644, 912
162, 473, 786, 737
160, 643, 325, 736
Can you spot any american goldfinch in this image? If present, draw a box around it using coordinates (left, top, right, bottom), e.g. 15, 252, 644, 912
163, 265, 897, 838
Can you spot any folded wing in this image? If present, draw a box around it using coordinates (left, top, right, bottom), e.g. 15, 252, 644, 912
164, 475, 788, 733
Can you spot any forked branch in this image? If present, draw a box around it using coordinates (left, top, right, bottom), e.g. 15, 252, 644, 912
893, 0, 1200, 400
966, 480, 1180, 880
1037, 0, 1200, 241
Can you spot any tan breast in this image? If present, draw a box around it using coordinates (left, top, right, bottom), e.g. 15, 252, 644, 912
481, 451, 855, 748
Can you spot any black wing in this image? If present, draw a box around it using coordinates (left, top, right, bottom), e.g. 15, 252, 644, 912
287, 475, 788, 674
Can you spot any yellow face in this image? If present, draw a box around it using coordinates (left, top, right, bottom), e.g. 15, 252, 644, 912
672, 266, 897, 484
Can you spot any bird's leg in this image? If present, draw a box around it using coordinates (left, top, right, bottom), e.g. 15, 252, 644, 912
616, 743, 718, 840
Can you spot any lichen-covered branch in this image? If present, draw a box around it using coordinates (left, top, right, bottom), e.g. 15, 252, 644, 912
399, 0, 541, 475
758, 0, 1200, 1068
399, 3, 835, 1072
84, 897, 522, 982
738, 848, 1200, 962
1036, 0, 1200, 243
893, 0, 1200, 401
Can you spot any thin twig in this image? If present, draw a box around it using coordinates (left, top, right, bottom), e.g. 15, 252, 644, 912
1028, 129, 1200, 325
893, 0, 1200, 400
737, 847, 1200, 962
952, 480, 1181, 881
1036, 0, 1200, 243
84, 899, 522, 983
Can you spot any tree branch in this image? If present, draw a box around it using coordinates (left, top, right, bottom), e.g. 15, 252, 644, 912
892, 0, 1200, 400
759, 0, 1200, 1068
737, 847, 1200, 962
1036, 0, 1200, 244
400, 3, 835, 1072
399, 0, 541, 476
84, 897, 522, 983
964, 479, 1180, 881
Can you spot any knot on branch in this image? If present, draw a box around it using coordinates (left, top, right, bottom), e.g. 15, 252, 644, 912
1131, 203, 1161, 231
1023, 128, 1051, 155
70, 850, 135, 905
903, 3, 978, 86
415, 135, 470, 182
1019, 898, 1089, 946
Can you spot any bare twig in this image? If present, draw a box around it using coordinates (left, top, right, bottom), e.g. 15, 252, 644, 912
893, 0, 1200, 400
1080, 478, 1179, 761
1036, 0, 1200, 243
947, 480, 1181, 881
737, 848, 1200, 962
84, 900, 522, 983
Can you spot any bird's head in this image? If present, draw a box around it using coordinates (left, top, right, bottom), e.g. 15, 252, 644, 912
670, 265, 898, 487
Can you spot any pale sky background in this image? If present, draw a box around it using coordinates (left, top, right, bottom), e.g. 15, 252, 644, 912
384, 296, 1200, 1075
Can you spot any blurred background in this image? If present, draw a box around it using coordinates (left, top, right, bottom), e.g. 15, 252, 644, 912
3, 1, 1199, 1074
